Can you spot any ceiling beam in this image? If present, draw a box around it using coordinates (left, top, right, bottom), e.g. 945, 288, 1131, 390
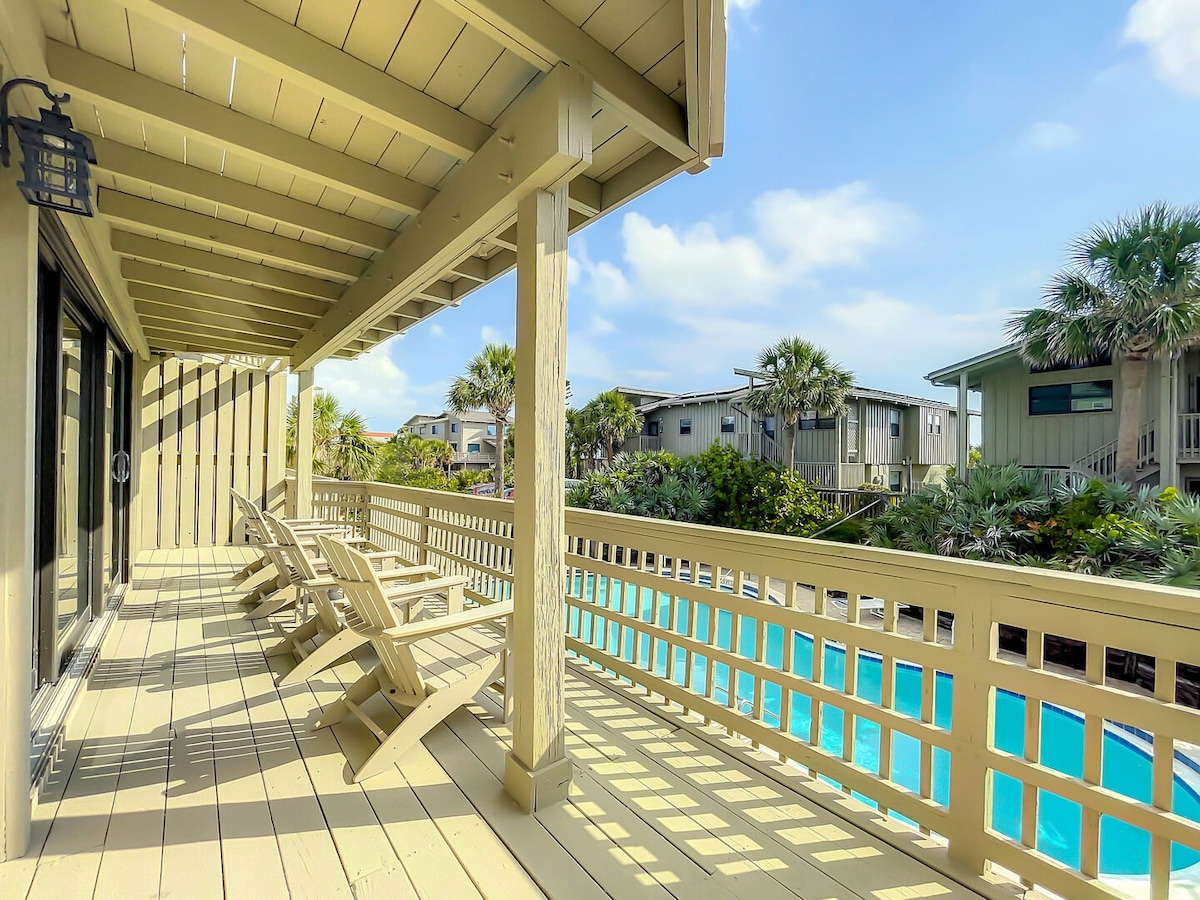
143, 322, 297, 354
135, 298, 307, 342
450, 257, 488, 284
415, 281, 456, 304
110, 231, 345, 300
431, 0, 693, 161
126, 281, 316, 330
121, 257, 334, 317
90, 136, 394, 252
290, 64, 594, 368
121, 0, 492, 162
46, 40, 436, 215
100, 190, 368, 280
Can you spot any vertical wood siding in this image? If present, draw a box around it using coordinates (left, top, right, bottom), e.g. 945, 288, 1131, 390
138, 357, 286, 549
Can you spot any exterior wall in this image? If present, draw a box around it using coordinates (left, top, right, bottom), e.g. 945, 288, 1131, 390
138, 356, 287, 548
407, 412, 497, 468
859, 400, 903, 465
980, 356, 1160, 469
643, 398, 745, 457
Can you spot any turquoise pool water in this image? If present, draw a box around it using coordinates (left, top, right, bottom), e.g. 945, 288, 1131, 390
565, 574, 1200, 876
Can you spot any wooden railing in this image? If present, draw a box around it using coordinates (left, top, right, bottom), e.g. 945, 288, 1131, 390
1179, 414, 1200, 461
290, 478, 1200, 900
1075, 420, 1156, 477
793, 461, 837, 487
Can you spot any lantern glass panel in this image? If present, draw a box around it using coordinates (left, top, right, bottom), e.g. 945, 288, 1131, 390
11, 109, 94, 216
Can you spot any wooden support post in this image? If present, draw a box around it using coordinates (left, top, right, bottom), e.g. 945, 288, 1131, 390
957, 371, 970, 482
295, 368, 314, 519
0, 165, 37, 860
504, 185, 573, 813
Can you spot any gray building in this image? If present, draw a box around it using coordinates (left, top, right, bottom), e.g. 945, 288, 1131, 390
622, 377, 958, 490
928, 344, 1200, 489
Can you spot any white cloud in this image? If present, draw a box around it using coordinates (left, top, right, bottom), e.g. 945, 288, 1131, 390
480, 325, 503, 344
313, 338, 432, 428
1021, 120, 1080, 152
728, 0, 760, 10
1125, 0, 1200, 95
428, 323, 445, 338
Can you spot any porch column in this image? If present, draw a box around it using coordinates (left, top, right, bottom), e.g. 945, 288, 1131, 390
1160, 355, 1178, 489
0, 167, 37, 860
504, 184, 572, 812
295, 368, 315, 518
957, 371, 970, 481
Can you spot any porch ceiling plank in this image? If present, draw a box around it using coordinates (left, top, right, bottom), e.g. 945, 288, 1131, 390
290, 64, 595, 368
89, 136, 395, 252
142, 323, 299, 355
120, 258, 336, 317
415, 281, 456, 305
111, 232, 346, 301
99, 191, 369, 281
449, 257, 489, 284
126, 282, 317, 330
118, 0, 493, 161
430, 0, 694, 161
45, 40, 437, 215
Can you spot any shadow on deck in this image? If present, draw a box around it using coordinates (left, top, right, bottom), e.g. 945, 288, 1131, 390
0, 547, 987, 900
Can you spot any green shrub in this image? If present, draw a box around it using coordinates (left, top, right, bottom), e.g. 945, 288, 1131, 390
567, 450, 713, 522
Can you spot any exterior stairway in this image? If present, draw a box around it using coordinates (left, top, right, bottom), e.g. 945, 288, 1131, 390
1071, 420, 1158, 483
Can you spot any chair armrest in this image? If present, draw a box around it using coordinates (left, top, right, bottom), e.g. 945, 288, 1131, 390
364, 550, 410, 561
302, 576, 337, 590
381, 575, 468, 601
378, 564, 439, 580
382, 600, 514, 643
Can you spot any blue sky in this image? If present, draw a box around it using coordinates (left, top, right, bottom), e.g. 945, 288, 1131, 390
314, 0, 1200, 432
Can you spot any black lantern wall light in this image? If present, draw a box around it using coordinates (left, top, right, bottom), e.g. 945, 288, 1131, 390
0, 78, 96, 216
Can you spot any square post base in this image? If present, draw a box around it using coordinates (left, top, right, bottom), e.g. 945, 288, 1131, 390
504, 753, 572, 813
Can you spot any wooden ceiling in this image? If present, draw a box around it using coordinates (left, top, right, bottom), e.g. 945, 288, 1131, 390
21, 0, 725, 364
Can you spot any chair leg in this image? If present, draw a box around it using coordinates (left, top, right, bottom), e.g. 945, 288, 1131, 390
234, 553, 269, 582
350, 657, 503, 784
277, 628, 368, 687
266, 616, 321, 658
245, 584, 299, 620
315, 665, 382, 730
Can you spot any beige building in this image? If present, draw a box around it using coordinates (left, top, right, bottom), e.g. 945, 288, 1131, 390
624, 379, 958, 490
402, 410, 499, 470
928, 344, 1200, 489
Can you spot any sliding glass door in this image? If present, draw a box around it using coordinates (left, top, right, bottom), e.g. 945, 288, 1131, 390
33, 254, 132, 689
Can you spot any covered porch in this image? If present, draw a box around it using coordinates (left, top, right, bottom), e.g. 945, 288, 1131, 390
2, 546, 976, 900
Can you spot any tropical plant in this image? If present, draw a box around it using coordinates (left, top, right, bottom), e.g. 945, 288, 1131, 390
568, 451, 713, 522
695, 443, 838, 536
580, 389, 643, 466
565, 407, 601, 477
446, 342, 515, 494
867, 463, 1200, 586
376, 433, 454, 482
286, 391, 379, 481
743, 337, 855, 470
1008, 203, 1200, 482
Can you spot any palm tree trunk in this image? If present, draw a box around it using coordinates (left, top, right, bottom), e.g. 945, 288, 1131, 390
494, 418, 505, 495
1115, 353, 1150, 483
783, 423, 797, 470
607, 437, 614, 467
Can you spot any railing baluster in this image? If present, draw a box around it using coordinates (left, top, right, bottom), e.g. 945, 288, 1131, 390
1080, 642, 1104, 879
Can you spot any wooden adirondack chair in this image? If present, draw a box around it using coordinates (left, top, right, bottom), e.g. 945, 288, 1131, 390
314, 534, 513, 784
230, 488, 357, 602
262, 512, 463, 687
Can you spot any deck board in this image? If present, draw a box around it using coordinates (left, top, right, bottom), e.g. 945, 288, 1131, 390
1, 547, 989, 900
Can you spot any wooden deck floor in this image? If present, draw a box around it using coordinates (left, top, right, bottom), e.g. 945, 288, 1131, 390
0, 547, 987, 900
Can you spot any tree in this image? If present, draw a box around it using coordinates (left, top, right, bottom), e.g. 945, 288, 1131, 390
565, 408, 601, 477
1009, 204, 1200, 483
286, 391, 378, 481
446, 342, 515, 494
581, 389, 642, 467
743, 337, 855, 470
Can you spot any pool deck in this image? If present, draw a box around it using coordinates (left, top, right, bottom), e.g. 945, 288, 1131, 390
0, 547, 997, 900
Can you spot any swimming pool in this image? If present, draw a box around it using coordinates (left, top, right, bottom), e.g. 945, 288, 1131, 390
564, 573, 1200, 877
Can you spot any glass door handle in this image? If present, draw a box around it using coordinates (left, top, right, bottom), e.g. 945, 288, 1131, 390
113, 450, 131, 483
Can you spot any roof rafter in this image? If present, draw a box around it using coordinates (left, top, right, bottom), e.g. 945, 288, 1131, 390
100, 190, 368, 280
431, 0, 693, 161
46, 40, 435, 215
121, 258, 334, 317
290, 64, 594, 368
111, 232, 345, 300
121, 0, 493, 162
91, 136, 394, 252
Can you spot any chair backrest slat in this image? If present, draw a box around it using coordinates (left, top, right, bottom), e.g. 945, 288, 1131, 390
263, 511, 342, 632
316, 535, 425, 697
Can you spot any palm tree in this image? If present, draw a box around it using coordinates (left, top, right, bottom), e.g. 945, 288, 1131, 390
743, 337, 854, 470
447, 342, 515, 494
1008, 203, 1200, 483
582, 390, 642, 467
286, 391, 379, 481
565, 408, 598, 477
